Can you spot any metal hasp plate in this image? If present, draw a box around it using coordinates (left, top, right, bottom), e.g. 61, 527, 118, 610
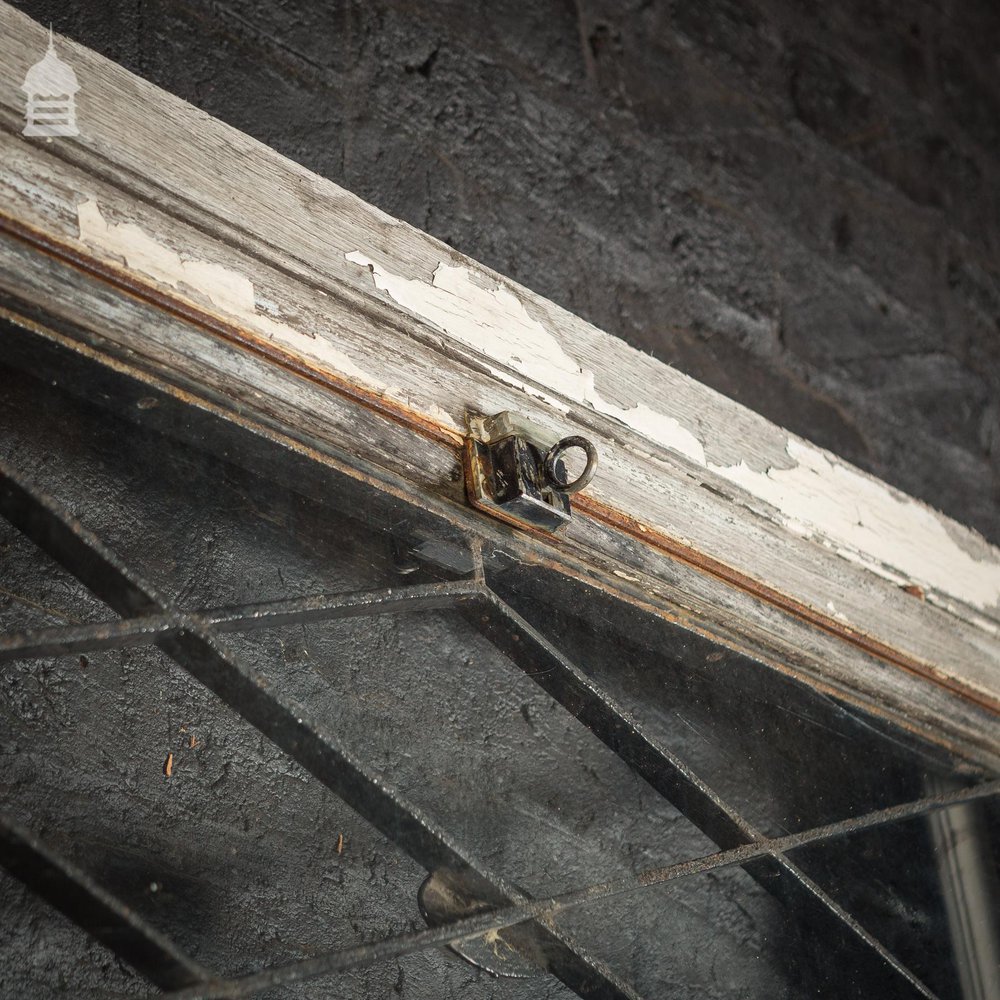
464, 412, 597, 533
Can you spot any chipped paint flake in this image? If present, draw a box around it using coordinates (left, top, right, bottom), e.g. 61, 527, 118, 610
825, 600, 850, 624
78, 199, 255, 315
346, 252, 706, 463
78, 199, 372, 384
713, 439, 1000, 612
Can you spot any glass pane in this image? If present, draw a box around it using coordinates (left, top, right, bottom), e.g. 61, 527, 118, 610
1, 324, 996, 1000
787, 794, 1000, 1000
552, 864, 924, 1000
488, 559, 974, 836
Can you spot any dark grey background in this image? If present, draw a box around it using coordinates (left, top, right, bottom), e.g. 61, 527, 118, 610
12, 0, 1000, 545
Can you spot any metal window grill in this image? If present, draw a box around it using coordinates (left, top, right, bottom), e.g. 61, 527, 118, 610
0, 343, 997, 1000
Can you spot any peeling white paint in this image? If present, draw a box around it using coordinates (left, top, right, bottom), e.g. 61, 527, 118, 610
715, 439, 1000, 613
346, 251, 1000, 615
78, 200, 255, 315
925, 594, 1000, 638
824, 600, 851, 624
68, 209, 1000, 617
77, 199, 371, 384
346, 252, 706, 462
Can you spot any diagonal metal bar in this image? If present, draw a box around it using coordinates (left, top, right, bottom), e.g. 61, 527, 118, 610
159, 779, 1000, 1000
0, 812, 213, 991
473, 591, 943, 999
0, 612, 177, 660
0, 580, 480, 663
0, 460, 642, 1000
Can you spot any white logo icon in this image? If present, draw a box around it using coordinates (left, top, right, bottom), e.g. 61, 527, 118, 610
22, 27, 80, 138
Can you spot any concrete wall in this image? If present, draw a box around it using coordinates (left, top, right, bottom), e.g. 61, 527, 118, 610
19, 0, 1000, 543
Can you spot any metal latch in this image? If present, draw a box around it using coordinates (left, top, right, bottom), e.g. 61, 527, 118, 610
464, 412, 598, 532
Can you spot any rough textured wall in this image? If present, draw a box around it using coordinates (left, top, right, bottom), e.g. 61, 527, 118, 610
15, 0, 1000, 544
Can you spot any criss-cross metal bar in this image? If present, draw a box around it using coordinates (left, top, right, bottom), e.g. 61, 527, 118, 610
159, 779, 1000, 1000
0, 813, 212, 991
4, 752, 996, 1000
473, 591, 943, 999
0, 459, 641, 1000
0, 455, 982, 999
0, 580, 480, 663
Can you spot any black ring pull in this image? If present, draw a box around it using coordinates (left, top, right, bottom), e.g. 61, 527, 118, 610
542, 436, 598, 495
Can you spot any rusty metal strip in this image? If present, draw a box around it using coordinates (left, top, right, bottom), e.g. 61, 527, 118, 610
576, 494, 1000, 715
